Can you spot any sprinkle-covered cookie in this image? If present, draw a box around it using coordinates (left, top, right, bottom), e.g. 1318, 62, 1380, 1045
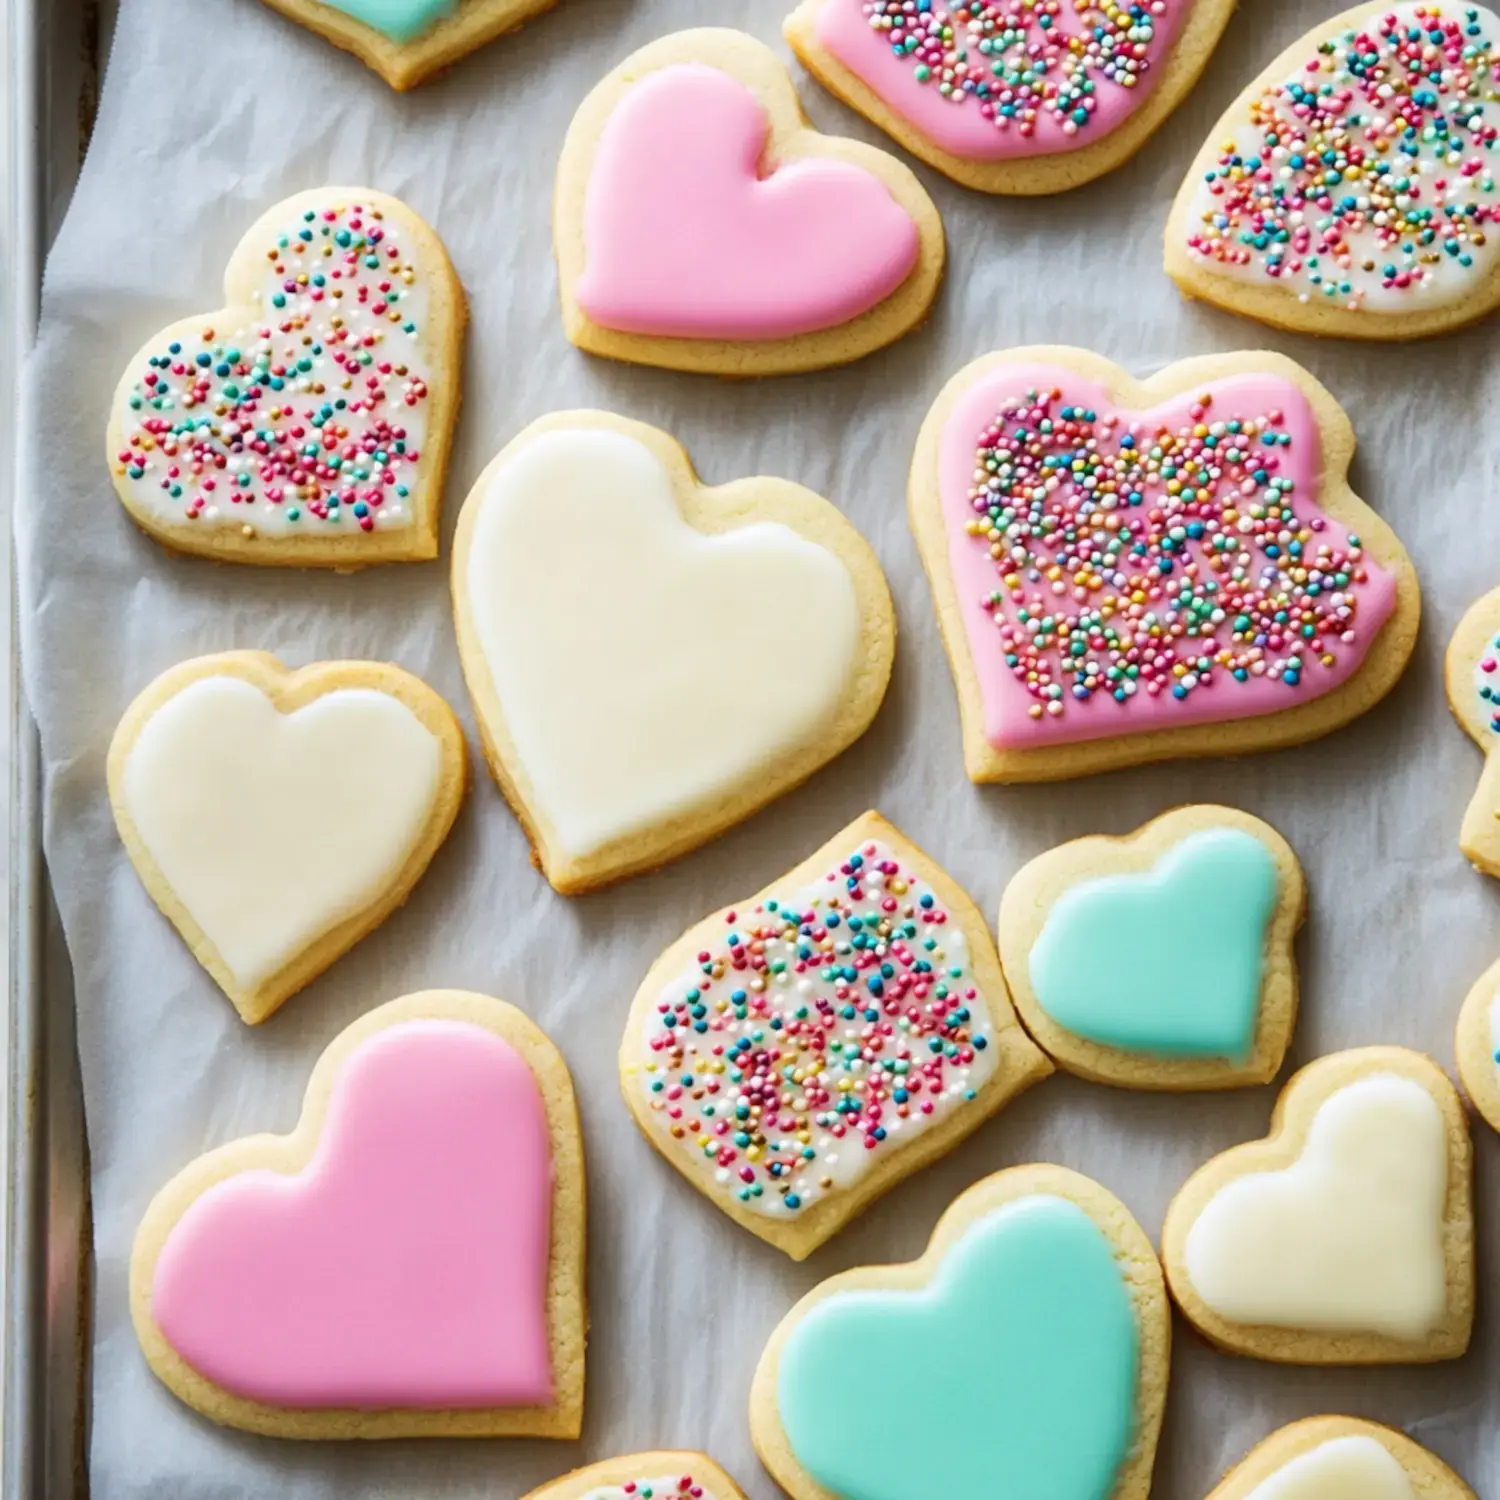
750, 1164, 1168, 1500
998, 805, 1305, 1090
257, 0, 558, 90
620, 811, 1051, 1258
130, 991, 585, 1438
522, 1453, 749, 1500
1444, 585, 1500, 877
451, 411, 896, 893
106, 187, 464, 567
1161, 1047, 1474, 1363
555, 29, 944, 375
785, 0, 1236, 194
107, 651, 467, 1024
909, 346, 1420, 782
1165, 2, 1500, 339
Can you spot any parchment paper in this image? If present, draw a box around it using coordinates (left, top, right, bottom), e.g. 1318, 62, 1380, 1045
16, 0, 1500, 1496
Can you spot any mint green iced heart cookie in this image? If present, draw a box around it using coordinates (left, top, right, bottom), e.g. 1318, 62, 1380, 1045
1029, 828, 1278, 1060
323, 0, 457, 43
776, 1196, 1139, 1500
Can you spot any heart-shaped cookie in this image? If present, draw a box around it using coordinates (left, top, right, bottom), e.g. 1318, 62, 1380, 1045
523, 1453, 749, 1500
554, 29, 944, 375
1162, 1047, 1474, 1363
1000, 806, 1304, 1090
257, 0, 558, 91
452, 411, 896, 893
131, 990, 585, 1438
1454, 954, 1500, 1135
909, 347, 1420, 782
785, 0, 1237, 195
106, 187, 464, 567
1444, 586, 1500, 877
1208, 1417, 1477, 1500
621, 810, 1052, 1259
1165, 3, 1500, 340
751, 1164, 1168, 1500
108, 651, 467, 1024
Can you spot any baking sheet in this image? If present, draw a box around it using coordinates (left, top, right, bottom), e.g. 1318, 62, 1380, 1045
14, 0, 1500, 1495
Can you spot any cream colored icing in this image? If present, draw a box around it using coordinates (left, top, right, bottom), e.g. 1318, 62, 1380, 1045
1182, 1074, 1449, 1338
580, 1479, 719, 1500
122, 676, 442, 989
1243, 1436, 1416, 1500
464, 428, 861, 858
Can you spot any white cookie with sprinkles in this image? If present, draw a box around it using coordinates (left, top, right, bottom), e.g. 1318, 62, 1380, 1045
1443, 585, 1500, 877
619, 810, 1052, 1259
521, 1453, 750, 1500
1165, 3, 1500, 339
106, 187, 465, 567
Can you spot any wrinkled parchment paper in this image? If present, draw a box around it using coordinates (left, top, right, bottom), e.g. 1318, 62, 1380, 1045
17, 0, 1500, 1495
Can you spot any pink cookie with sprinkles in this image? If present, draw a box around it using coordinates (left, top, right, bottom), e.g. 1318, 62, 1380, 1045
618, 810, 1052, 1259
521, 1452, 750, 1500
1443, 585, 1500, 878
106, 187, 465, 567
784, 0, 1237, 194
1165, 3, 1500, 339
909, 346, 1420, 784
554, 29, 945, 376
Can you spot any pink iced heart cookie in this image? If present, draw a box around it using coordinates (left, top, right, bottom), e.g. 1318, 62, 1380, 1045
130, 992, 585, 1439
785, 0, 1236, 195
555, 28, 944, 375
909, 348, 1420, 782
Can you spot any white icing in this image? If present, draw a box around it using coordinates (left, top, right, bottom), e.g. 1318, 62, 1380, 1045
122, 676, 442, 989
580, 1479, 718, 1500
464, 428, 861, 858
1182, 2, 1500, 311
636, 840, 999, 1217
1244, 1436, 1416, 1500
1182, 1074, 1449, 1338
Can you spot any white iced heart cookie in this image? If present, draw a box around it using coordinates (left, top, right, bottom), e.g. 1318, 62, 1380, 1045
1161, 1047, 1473, 1363
451, 412, 895, 893
106, 187, 465, 567
108, 652, 467, 1023
1164, 2, 1500, 340
1207, 1417, 1477, 1500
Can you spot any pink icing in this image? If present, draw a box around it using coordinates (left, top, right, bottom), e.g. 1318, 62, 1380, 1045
576, 63, 921, 340
937, 366, 1399, 749
814, 0, 1193, 161
152, 1021, 555, 1409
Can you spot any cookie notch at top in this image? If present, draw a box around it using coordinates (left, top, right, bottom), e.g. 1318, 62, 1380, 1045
909, 346, 1420, 783
1164, 2, 1500, 340
451, 411, 896, 893
106, 187, 465, 567
786, 0, 1237, 195
554, 28, 945, 376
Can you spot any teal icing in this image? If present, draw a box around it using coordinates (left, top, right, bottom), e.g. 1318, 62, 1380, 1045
777, 1196, 1138, 1500
320, 0, 458, 43
1028, 827, 1279, 1061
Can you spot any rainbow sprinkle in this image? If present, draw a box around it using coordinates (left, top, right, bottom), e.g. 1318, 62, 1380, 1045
114, 198, 432, 538
1474, 630, 1500, 731
963, 386, 1379, 721
1182, 3, 1499, 309
860, 0, 1174, 140
635, 840, 996, 1217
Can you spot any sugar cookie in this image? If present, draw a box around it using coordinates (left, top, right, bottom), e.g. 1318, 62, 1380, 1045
750, 1164, 1168, 1500
1165, 3, 1500, 340
1444, 585, 1500, 877
999, 806, 1304, 1090
621, 810, 1051, 1259
1454, 954, 1500, 1134
909, 346, 1420, 782
451, 410, 896, 894
522, 1453, 748, 1500
131, 990, 585, 1438
785, 0, 1236, 195
108, 651, 467, 1025
1207, 1416, 1477, 1500
107, 187, 464, 567
257, 0, 557, 90
1161, 1047, 1474, 1363
554, 29, 944, 376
